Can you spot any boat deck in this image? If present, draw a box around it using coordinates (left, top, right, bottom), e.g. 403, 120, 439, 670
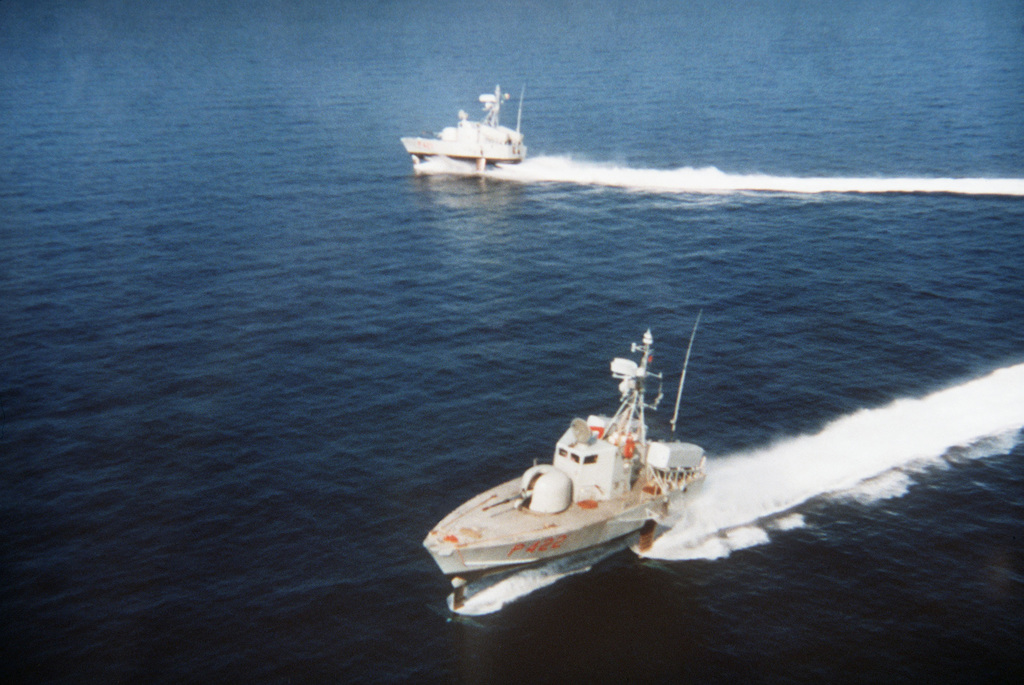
446, 476, 658, 533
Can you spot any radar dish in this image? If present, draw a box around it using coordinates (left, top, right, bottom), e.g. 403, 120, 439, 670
571, 418, 593, 444
610, 357, 639, 378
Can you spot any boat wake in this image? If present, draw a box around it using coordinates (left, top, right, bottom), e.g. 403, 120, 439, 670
470, 156, 1024, 197
450, 542, 624, 616
646, 361, 1024, 560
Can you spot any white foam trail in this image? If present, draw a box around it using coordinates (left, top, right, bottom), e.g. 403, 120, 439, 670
647, 362, 1024, 560
448, 565, 584, 616
486, 156, 1024, 197
837, 469, 914, 505
773, 513, 806, 531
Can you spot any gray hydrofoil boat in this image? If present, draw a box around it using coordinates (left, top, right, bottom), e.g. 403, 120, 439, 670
424, 327, 707, 608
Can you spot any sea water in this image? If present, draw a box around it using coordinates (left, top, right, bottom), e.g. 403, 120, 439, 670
2, 1, 1023, 683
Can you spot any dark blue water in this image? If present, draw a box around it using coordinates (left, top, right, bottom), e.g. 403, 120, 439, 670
3, 1, 1024, 683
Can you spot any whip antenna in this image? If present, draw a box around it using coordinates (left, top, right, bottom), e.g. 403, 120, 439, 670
516, 85, 524, 134
670, 310, 702, 434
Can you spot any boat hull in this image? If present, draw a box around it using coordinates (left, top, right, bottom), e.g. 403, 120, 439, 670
423, 474, 702, 580
400, 137, 526, 166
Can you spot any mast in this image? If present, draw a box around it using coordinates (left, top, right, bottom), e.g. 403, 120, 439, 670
608, 330, 657, 451
480, 85, 520, 131
481, 85, 502, 128
634, 329, 654, 446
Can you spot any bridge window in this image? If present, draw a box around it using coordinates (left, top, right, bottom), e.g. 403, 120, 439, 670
566, 451, 598, 465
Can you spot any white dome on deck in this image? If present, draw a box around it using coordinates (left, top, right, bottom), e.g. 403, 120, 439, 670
525, 468, 572, 514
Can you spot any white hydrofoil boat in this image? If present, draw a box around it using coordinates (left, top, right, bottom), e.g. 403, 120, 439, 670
401, 85, 526, 172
